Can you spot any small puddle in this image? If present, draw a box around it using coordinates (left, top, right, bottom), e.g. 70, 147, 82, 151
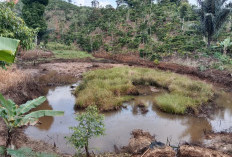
25, 82, 232, 154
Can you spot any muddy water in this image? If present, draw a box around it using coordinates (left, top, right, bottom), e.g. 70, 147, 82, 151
25, 83, 232, 154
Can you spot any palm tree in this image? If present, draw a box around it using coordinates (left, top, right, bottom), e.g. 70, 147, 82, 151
196, 0, 231, 47
91, 0, 99, 8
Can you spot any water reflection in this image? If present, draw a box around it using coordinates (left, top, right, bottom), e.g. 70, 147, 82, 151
34, 101, 54, 130
25, 83, 232, 154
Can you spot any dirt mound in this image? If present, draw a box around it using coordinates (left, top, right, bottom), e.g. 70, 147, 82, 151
126, 129, 175, 157
204, 132, 232, 155
139, 147, 176, 157
178, 145, 231, 157
127, 129, 154, 154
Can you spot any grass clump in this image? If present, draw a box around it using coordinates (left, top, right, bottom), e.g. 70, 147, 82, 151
53, 50, 93, 59
75, 66, 214, 113
155, 94, 195, 114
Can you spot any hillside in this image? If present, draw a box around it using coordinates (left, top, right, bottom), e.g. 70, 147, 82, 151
15, 0, 232, 70
44, 0, 231, 56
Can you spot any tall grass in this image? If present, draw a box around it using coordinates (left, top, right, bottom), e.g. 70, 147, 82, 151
75, 67, 214, 113
0, 67, 30, 93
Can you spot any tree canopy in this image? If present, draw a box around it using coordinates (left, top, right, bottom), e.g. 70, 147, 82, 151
0, 2, 35, 49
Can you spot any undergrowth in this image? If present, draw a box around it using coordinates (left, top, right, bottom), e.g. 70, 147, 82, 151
75, 66, 214, 114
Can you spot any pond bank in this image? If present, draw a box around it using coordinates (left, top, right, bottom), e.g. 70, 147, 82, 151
0, 60, 231, 156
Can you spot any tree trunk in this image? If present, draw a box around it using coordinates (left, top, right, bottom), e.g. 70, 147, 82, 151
223, 47, 227, 55
85, 144, 90, 157
207, 36, 211, 48
5, 129, 12, 157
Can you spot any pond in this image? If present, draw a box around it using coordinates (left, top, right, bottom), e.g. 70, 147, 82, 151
25, 82, 232, 155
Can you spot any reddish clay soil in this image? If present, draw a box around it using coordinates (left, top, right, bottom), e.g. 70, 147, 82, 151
94, 52, 232, 91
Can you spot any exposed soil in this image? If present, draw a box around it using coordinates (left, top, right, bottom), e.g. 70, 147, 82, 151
204, 132, 232, 154
125, 129, 232, 157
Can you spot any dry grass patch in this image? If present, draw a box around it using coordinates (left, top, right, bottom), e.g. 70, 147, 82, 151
75, 66, 214, 113
20, 49, 53, 60
0, 67, 30, 93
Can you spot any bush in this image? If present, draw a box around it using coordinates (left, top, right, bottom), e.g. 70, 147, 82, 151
65, 106, 105, 157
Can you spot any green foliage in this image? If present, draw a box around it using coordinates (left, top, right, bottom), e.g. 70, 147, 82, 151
0, 2, 35, 49
53, 50, 93, 59
22, 0, 48, 41
7, 147, 57, 157
0, 37, 20, 64
219, 37, 232, 55
156, 94, 195, 114
0, 94, 64, 132
66, 106, 105, 156
196, 0, 232, 46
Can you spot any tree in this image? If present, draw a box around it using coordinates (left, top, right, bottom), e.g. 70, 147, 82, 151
179, 2, 189, 31
22, 0, 49, 44
0, 94, 64, 150
116, 0, 124, 7
91, 0, 99, 8
0, 2, 35, 50
196, 0, 232, 47
219, 37, 232, 55
66, 106, 105, 157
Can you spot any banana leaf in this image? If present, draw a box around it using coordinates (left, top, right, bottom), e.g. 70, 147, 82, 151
0, 37, 20, 63
17, 96, 46, 115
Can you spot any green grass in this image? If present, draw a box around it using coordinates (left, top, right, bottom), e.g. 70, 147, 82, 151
75, 66, 214, 113
53, 50, 93, 59
45, 42, 76, 51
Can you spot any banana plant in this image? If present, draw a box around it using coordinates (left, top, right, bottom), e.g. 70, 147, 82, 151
220, 37, 232, 55
0, 37, 20, 64
0, 94, 64, 149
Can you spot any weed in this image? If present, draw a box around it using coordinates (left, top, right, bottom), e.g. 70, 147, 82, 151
53, 50, 93, 59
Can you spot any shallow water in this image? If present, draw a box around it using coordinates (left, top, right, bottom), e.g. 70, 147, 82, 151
25, 83, 232, 154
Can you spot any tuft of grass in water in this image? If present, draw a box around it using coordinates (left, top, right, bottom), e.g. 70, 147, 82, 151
53, 50, 93, 59
155, 94, 196, 114
75, 66, 214, 113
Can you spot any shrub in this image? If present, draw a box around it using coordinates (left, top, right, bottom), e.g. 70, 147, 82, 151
65, 106, 105, 157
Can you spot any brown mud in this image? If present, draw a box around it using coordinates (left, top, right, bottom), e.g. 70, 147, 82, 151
127, 129, 232, 157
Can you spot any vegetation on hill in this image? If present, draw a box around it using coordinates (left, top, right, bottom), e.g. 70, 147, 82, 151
38, 0, 231, 68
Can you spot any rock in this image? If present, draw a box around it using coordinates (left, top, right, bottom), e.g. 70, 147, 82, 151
70, 85, 75, 89
178, 145, 231, 157
141, 108, 149, 114
138, 103, 146, 108
128, 129, 154, 154
150, 86, 160, 93
143, 147, 175, 157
